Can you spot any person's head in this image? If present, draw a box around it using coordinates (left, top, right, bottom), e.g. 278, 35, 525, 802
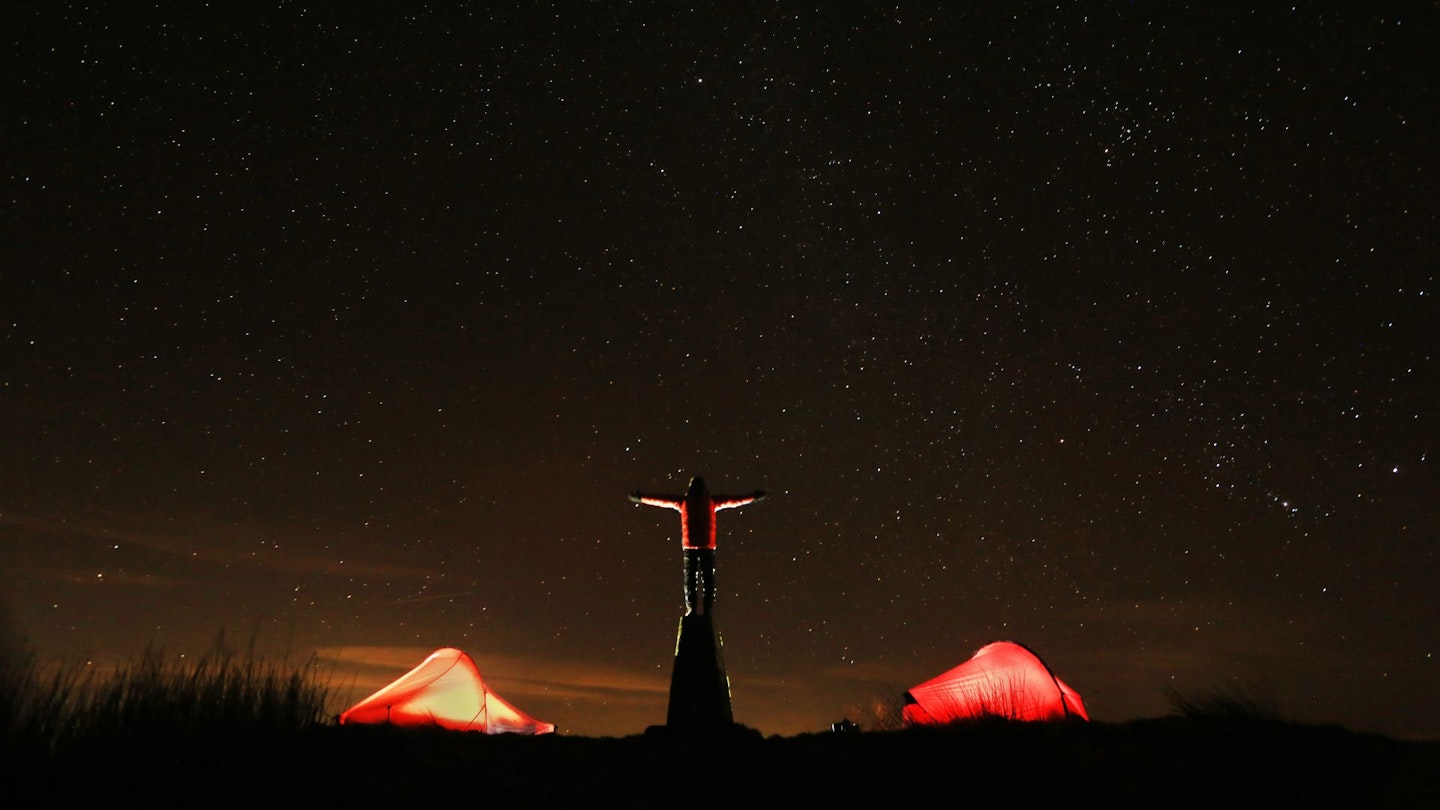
687, 476, 708, 497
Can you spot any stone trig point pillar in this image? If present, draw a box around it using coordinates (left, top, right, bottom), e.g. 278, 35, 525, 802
666, 613, 732, 729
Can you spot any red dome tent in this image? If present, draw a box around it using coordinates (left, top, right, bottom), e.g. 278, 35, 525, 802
339, 647, 555, 734
902, 641, 1089, 725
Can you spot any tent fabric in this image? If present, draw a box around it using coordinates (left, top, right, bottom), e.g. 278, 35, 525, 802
902, 641, 1089, 724
339, 647, 555, 734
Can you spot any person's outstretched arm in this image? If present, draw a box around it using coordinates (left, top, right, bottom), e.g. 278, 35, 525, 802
715, 490, 766, 511
630, 491, 684, 510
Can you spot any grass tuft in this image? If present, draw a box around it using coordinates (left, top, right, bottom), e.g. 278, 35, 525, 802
2, 634, 335, 760
1164, 681, 1285, 723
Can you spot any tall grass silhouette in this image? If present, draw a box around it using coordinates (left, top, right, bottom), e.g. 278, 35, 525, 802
1164, 681, 1285, 723
2, 633, 335, 760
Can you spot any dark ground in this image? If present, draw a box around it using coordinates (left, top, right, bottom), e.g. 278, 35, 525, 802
21, 719, 1439, 808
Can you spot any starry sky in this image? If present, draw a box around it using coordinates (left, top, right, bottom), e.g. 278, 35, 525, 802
3, 3, 1436, 739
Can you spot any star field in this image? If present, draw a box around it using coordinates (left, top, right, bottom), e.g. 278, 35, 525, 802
2, 4, 1436, 738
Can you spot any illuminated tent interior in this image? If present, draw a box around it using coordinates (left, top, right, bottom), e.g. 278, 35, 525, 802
902, 641, 1089, 724
339, 647, 556, 734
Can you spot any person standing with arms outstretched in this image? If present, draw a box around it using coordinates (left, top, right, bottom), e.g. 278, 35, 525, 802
630, 476, 765, 616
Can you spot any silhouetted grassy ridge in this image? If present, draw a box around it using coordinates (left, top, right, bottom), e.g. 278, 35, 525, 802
17, 718, 1438, 808
6, 650, 1436, 807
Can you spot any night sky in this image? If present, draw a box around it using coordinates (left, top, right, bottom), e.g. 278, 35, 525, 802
3, 4, 1436, 739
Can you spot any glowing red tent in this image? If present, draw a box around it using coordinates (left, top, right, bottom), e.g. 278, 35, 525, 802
902, 641, 1089, 724
339, 647, 555, 734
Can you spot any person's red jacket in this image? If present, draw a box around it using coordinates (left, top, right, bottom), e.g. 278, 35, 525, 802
630, 477, 765, 550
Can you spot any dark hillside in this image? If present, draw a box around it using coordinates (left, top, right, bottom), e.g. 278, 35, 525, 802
25, 719, 1438, 808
